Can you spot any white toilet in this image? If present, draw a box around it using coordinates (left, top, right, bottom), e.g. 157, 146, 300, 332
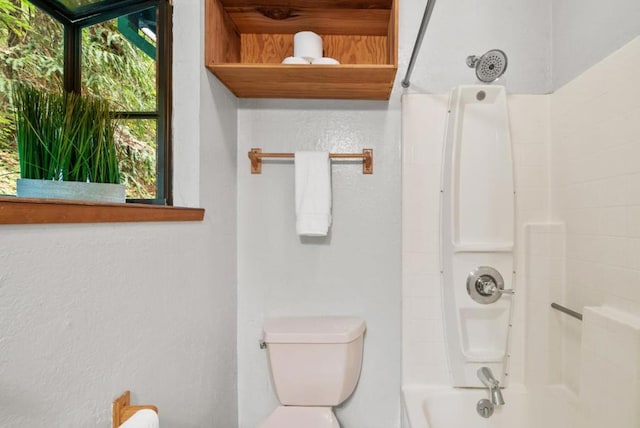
259, 316, 366, 428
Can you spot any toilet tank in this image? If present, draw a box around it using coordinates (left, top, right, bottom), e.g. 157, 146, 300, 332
263, 316, 366, 406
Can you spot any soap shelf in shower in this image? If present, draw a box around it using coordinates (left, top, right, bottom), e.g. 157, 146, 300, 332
248, 148, 373, 174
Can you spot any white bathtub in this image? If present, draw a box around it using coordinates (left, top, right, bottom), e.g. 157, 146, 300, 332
402, 385, 602, 428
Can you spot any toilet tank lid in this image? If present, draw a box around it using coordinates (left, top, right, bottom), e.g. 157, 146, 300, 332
263, 317, 366, 344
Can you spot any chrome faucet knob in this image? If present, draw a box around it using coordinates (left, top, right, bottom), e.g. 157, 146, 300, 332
476, 399, 494, 418
476, 276, 497, 295
467, 267, 509, 304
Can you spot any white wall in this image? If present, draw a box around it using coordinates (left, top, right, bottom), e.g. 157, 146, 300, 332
0, 2, 239, 427
399, 0, 552, 94
236, 99, 402, 427
552, 0, 640, 90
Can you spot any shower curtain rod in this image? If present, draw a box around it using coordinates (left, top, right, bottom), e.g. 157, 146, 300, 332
401, 0, 437, 88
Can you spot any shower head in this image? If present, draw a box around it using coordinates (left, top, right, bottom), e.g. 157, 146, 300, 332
466, 49, 508, 83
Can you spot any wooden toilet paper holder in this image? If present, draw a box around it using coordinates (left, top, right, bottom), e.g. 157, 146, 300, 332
112, 390, 158, 428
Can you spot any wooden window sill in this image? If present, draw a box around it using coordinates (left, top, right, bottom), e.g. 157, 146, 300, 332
0, 196, 205, 225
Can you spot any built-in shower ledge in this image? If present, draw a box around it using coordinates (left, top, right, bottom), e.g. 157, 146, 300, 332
0, 196, 205, 225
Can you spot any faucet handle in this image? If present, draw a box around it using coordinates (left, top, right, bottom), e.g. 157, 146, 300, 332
467, 267, 513, 304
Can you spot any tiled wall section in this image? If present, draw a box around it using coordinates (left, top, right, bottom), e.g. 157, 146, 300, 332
550, 37, 640, 316
401, 93, 550, 385
524, 223, 565, 387
402, 94, 449, 385
580, 306, 640, 426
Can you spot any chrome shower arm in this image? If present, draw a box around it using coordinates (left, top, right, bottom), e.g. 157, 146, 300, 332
401, 0, 437, 88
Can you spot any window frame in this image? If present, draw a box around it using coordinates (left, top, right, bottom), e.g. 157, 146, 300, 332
27, 0, 173, 205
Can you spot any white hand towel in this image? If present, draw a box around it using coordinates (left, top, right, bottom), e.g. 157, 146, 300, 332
119, 409, 159, 428
295, 151, 332, 236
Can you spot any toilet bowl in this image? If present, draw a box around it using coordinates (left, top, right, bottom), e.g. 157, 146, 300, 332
259, 316, 366, 428
259, 406, 339, 428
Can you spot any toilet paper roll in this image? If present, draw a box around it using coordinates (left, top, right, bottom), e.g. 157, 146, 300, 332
119, 409, 159, 428
311, 57, 340, 65
293, 31, 323, 61
281, 56, 311, 64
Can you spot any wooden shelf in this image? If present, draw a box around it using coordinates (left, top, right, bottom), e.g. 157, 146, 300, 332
0, 196, 205, 225
205, 0, 398, 100
206, 63, 396, 99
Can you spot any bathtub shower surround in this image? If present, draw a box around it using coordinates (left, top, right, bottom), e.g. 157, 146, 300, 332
403, 384, 593, 428
440, 85, 516, 387
402, 90, 550, 386
401, 35, 640, 428
402, 305, 640, 428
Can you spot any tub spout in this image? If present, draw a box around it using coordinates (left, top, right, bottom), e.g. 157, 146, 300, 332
477, 367, 505, 406
491, 385, 505, 406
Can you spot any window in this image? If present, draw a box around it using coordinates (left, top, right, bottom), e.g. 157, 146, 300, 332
0, 0, 172, 204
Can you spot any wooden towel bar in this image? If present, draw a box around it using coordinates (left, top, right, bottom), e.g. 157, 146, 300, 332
248, 148, 374, 174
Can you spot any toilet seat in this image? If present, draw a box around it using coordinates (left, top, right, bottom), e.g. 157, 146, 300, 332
258, 406, 340, 428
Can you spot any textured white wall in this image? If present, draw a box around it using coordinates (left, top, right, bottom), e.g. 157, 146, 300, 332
237, 99, 402, 427
552, 0, 640, 90
0, 2, 239, 427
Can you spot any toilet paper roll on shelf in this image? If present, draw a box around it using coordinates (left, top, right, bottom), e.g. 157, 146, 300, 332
282, 56, 340, 65
293, 31, 323, 61
311, 57, 340, 65
282, 56, 311, 64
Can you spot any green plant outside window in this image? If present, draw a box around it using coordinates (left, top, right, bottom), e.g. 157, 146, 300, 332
0, 0, 171, 203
